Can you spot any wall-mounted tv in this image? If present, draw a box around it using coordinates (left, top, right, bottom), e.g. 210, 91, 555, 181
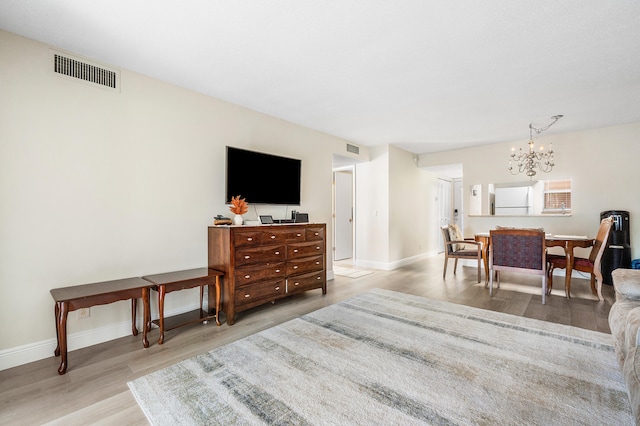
225, 146, 302, 205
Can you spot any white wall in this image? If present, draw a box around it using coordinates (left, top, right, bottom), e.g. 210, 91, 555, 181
354, 146, 390, 267
389, 145, 437, 264
419, 123, 640, 260
355, 145, 438, 269
0, 30, 369, 369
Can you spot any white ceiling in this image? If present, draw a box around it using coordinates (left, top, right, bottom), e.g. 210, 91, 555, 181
2, 0, 640, 154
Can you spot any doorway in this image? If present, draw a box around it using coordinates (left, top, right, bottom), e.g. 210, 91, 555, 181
436, 178, 453, 253
333, 168, 354, 262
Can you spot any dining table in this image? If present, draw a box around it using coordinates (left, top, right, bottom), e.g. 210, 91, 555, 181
474, 232, 594, 295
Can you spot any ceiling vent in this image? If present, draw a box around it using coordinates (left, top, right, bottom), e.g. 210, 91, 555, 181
52, 51, 119, 91
346, 143, 359, 154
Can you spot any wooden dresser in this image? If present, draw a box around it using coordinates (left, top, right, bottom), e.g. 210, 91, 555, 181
208, 223, 326, 325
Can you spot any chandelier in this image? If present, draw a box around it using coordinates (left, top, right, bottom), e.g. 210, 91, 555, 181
509, 115, 563, 179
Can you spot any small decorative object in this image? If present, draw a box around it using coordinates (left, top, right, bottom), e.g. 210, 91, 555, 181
213, 215, 232, 226
229, 195, 249, 225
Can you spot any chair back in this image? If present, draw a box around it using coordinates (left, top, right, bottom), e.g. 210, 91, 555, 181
490, 228, 546, 275
589, 217, 614, 264
441, 226, 454, 255
591, 217, 614, 280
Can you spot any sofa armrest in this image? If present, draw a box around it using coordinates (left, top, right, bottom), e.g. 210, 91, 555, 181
627, 307, 640, 351
613, 269, 640, 301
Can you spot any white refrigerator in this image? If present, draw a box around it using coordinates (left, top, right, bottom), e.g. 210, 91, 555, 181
494, 186, 532, 215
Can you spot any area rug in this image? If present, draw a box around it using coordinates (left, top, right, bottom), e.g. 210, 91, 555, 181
128, 289, 632, 425
333, 266, 374, 278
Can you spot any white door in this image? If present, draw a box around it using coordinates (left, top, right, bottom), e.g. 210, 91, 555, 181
436, 178, 452, 252
334, 170, 353, 261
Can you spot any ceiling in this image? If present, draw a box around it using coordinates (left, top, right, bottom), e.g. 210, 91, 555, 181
2, 1, 640, 154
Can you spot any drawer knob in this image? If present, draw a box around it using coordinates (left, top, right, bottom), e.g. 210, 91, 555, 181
275, 286, 280, 291
294, 282, 299, 286
275, 251, 280, 255
244, 275, 251, 279
247, 237, 253, 241
275, 269, 281, 273
244, 255, 251, 259
314, 232, 319, 236
316, 246, 320, 250
244, 294, 250, 298
293, 266, 298, 269
316, 277, 321, 280
297, 233, 302, 237
270, 235, 276, 239
293, 249, 299, 253
315, 261, 320, 265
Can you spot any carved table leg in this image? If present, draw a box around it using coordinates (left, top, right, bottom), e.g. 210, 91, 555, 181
56, 301, 69, 375
131, 298, 139, 336
200, 285, 205, 319
158, 285, 165, 345
565, 246, 575, 299
214, 277, 221, 326
54, 303, 61, 357
142, 287, 150, 348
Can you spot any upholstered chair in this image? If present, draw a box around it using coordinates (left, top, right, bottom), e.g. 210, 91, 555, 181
489, 228, 547, 304
547, 217, 614, 300
441, 224, 482, 283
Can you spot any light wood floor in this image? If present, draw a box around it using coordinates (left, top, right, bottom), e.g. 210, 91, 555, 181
0, 255, 616, 425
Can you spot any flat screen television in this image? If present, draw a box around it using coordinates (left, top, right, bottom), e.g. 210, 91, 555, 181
225, 146, 302, 205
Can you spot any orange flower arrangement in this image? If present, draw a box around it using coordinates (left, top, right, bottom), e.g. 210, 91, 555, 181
229, 195, 249, 215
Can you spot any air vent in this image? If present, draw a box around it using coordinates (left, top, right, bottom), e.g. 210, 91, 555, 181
52, 51, 119, 91
346, 143, 359, 154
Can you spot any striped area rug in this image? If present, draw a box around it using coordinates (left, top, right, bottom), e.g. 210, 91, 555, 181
128, 289, 632, 425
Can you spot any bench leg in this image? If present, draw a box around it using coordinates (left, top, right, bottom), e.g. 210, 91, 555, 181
207, 280, 222, 326
55, 301, 69, 375
131, 298, 139, 336
158, 285, 166, 345
142, 288, 150, 348
54, 303, 61, 357
200, 285, 204, 319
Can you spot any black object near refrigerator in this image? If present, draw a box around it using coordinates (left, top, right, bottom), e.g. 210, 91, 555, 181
600, 210, 631, 285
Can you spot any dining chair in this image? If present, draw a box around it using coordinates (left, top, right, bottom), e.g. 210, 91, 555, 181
441, 225, 482, 283
489, 228, 547, 304
547, 217, 614, 300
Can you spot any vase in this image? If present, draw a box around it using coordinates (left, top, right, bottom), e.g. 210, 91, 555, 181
233, 214, 244, 225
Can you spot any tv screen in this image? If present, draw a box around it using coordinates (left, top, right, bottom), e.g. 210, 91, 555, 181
225, 146, 302, 205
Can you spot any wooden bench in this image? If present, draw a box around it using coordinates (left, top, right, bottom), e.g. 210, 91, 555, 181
50, 268, 224, 374
142, 268, 223, 345
50, 277, 154, 375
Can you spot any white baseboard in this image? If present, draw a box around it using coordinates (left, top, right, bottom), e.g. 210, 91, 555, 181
0, 303, 199, 371
355, 250, 438, 271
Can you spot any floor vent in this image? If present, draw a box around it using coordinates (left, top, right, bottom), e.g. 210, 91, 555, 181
53, 52, 119, 91
346, 143, 359, 154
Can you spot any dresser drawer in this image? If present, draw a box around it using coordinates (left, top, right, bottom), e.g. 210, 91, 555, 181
235, 279, 286, 308
233, 230, 264, 247
288, 271, 325, 295
288, 241, 324, 259
261, 229, 295, 245
285, 228, 307, 242
235, 262, 286, 286
235, 244, 286, 266
305, 226, 325, 241
286, 255, 324, 275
